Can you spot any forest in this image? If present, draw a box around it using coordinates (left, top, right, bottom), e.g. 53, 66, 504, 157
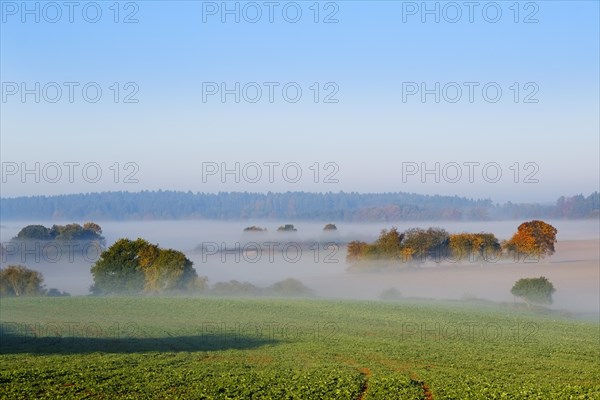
0, 191, 597, 221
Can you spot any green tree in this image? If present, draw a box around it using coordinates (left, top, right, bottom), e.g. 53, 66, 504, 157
511, 276, 556, 306
90, 238, 198, 295
15, 225, 51, 240
0, 265, 45, 297
90, 238, 149, 295
144, 248, 197, 293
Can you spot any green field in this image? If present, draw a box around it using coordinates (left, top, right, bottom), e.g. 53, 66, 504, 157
1, 297, 598, 399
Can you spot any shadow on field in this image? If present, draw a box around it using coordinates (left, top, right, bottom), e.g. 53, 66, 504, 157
0, 324, 279, 355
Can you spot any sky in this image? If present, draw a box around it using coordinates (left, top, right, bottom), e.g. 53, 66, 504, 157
1, 0, 599, 203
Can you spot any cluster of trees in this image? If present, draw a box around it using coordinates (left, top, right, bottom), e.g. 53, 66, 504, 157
12, 222, 105, 244
243, 223, 337, 232
0, 265, 69, 297
5, 190, 596, 221
243, 226, 267, 232
347, 220, 557, 266
90, 239, 201, 295
277, 224, 297, 232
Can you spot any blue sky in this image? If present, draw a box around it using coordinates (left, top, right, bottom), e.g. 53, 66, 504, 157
1, 0, 599, 202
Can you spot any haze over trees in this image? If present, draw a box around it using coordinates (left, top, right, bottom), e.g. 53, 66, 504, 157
1, 191, 597, 221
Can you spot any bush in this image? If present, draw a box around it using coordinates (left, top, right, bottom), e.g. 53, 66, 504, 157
211, 280, 262, 296
511, 276, 556, 305
46, 288, 71, 297
380, 288, 402, 301
267, 278, 314, 297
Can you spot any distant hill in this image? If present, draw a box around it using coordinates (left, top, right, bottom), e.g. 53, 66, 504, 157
0, 191, 597, 221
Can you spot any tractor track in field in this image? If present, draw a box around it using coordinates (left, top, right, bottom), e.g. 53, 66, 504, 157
356, 367, 372, 400
410, 373, 434, 400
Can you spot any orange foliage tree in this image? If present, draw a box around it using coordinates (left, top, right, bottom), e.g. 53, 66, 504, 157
503, 220, 558, 259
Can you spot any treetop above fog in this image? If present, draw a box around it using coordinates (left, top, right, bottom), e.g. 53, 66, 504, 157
13, 222, 105, 244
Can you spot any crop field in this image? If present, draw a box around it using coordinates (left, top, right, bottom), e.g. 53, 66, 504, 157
1, 297, 599, 399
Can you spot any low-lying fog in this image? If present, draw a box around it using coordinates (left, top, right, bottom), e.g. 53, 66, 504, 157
1, 220, 599, 317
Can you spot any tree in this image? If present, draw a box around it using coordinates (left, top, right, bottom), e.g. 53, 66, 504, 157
449, 233, 500, 261
374, 228, 404, 259
504, 220, 558, 259
243, 226, 266, 232
277, 224, 297, 232
90, 238, 148, 295
401, 227, 449, 262
0, 265, 45, 297
346, 241, 368, 262
323, 223, 337, 231
15, 225, 51, 240
511, 276, 556, 306
90, 238, 198, 295
143, 248, 197, 293
13, 223, 105, 246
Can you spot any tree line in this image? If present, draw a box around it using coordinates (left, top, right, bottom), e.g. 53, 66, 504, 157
1, 191, 597, 221
347, 220, 558, 268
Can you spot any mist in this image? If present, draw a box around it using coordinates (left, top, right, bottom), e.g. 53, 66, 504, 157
1, 219, 598, 317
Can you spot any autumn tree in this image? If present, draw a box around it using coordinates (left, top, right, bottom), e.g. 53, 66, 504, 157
449, 233, 501, 261
511, 276, 556, 306
401, 227, 449, 262
504, 220, 558, 259
373, 228, 404, 259
0, 265, 45, 297
346, 240, 368, 262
